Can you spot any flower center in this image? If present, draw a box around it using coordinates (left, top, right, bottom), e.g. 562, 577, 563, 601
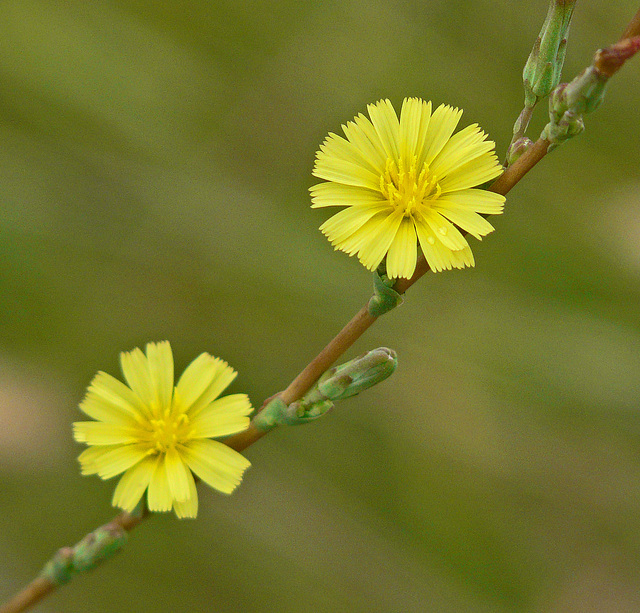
141, 403, 192, 454
380, 157, 441, 217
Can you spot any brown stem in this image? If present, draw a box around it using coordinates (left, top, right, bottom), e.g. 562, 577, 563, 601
112, 509, 149, 532
225, 423, 268, 452
594, 36, 640, 77
280, 306, 378, 405
621, 7, 640, 39
490, 138, 550, 195
224, 306, 378, 448
0, 579, 54, 613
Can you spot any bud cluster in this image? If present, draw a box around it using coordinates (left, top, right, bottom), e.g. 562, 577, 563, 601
541, 65, 608, 147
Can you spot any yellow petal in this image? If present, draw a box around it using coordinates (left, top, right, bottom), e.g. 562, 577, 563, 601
165, 447, 191, 503
78, 445, 121, 475
386, 219, 417, 279
436, 189, 505, 214
182, 439, 250, 495
415, 220, 452, 273
342, 118, 388, 173
398, 98, 426, 165
120, 347, 154, 407
409, 99, 433, 171
145, 341, 174, 411
420, 104, 463, 167
313, 153, 382, 190
174, 354, 218, 408
73, 421, 138, 445
449, 245, 475, 269
423, 211, 469, 251
433, 204, 496, 239
190, 394, 252, 439
112, 455, 157, 513
320, 203, 391, 245
85, 371, 147, 422
176, 354, 237, 419
310, 182, 385, 208
79, 390, 138, 428
172, 470, 198, 519
147, 455, 173, 512
335, 211, 384, 256
429, 124, 492, 178
317, 131, 382, 176
92, 444, 148, 480
367, 99, 400, 161
356, 210, 404, 270
439, 153, 503, 193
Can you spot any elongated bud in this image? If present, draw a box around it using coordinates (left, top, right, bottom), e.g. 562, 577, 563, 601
523, 0, 577, 107
316, 347, 397, 402
41, 525, 128, 586
253, 348, 397, 431
72, 525, 128, 572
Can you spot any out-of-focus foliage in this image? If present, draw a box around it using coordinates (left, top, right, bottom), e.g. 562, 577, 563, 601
1, 1, 640, 611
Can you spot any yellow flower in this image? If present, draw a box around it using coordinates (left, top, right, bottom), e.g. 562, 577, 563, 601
310, 98, 506, 278
73, 342, 252, 519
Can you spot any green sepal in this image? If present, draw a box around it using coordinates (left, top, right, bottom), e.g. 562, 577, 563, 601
252, 397, 286, 432
368, 270, 403, 317
280, 398, 334, 425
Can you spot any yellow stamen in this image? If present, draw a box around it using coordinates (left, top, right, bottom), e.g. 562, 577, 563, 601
380, 156, 441, 218
144, 412, 192, 453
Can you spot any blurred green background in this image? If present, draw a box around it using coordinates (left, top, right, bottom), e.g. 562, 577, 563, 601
1, 1, 640, 611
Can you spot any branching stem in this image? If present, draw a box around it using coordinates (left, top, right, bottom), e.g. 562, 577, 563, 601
0, 106, 559, 613
4, 6, 640, 612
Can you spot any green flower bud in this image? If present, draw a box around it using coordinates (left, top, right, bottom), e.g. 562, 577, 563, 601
253, 348, 398, 431
541, 66, 607, 146
506, 137, 534, 166
368, 269, 404, 317
72, 525, 128, 572
40, 525, 128, 587
41, 548, 75, 586
317, 347, 397, 402
523, 0, 577, 107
